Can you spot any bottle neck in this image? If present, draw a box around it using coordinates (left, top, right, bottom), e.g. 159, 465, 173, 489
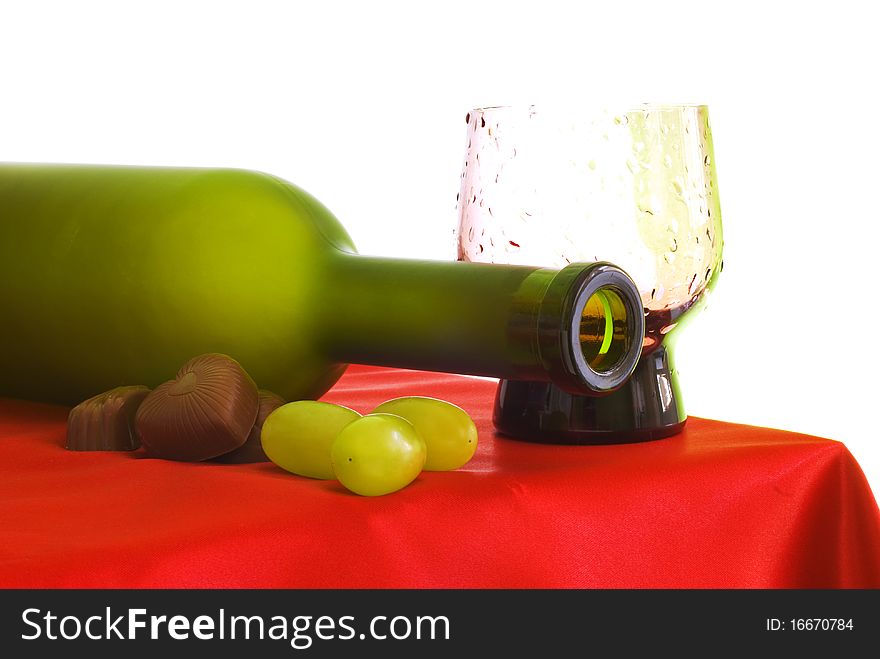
318, 254, 644, 396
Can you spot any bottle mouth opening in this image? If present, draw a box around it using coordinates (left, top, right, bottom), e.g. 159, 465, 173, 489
565, 266, 645, 393
537, 262, 645, 395
579, 288, 631, 374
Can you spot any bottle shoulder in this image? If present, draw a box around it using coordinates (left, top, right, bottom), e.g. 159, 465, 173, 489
183, 167, 357, 256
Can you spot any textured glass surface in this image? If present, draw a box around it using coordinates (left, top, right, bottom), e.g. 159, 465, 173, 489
456, 104, 723, 352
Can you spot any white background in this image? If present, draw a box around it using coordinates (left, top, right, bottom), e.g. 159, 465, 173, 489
1, 0, 878, 496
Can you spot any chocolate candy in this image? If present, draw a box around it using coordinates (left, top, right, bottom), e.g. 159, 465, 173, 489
212, 389, 286, 464
135, 353, 259, 461
65, 386, 151, 452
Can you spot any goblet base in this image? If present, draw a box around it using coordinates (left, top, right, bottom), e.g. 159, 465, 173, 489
493, 345, 685, 444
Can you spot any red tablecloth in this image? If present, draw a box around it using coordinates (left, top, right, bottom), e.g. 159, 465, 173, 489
1, 365, 878, 589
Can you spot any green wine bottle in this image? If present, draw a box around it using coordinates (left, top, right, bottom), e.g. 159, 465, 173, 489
0, 163, 645, 405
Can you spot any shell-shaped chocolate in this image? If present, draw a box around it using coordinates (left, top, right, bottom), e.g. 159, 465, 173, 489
212, 389, 286, 464
66, 385, 151, 451
135, 353, 259, 461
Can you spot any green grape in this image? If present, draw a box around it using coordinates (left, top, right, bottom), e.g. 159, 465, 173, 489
261, 400, 361, 479
372, 396, 477, 471
330, 414, 426, 496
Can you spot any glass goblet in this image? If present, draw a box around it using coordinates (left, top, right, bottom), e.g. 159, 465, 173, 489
456, 104, 723, 442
